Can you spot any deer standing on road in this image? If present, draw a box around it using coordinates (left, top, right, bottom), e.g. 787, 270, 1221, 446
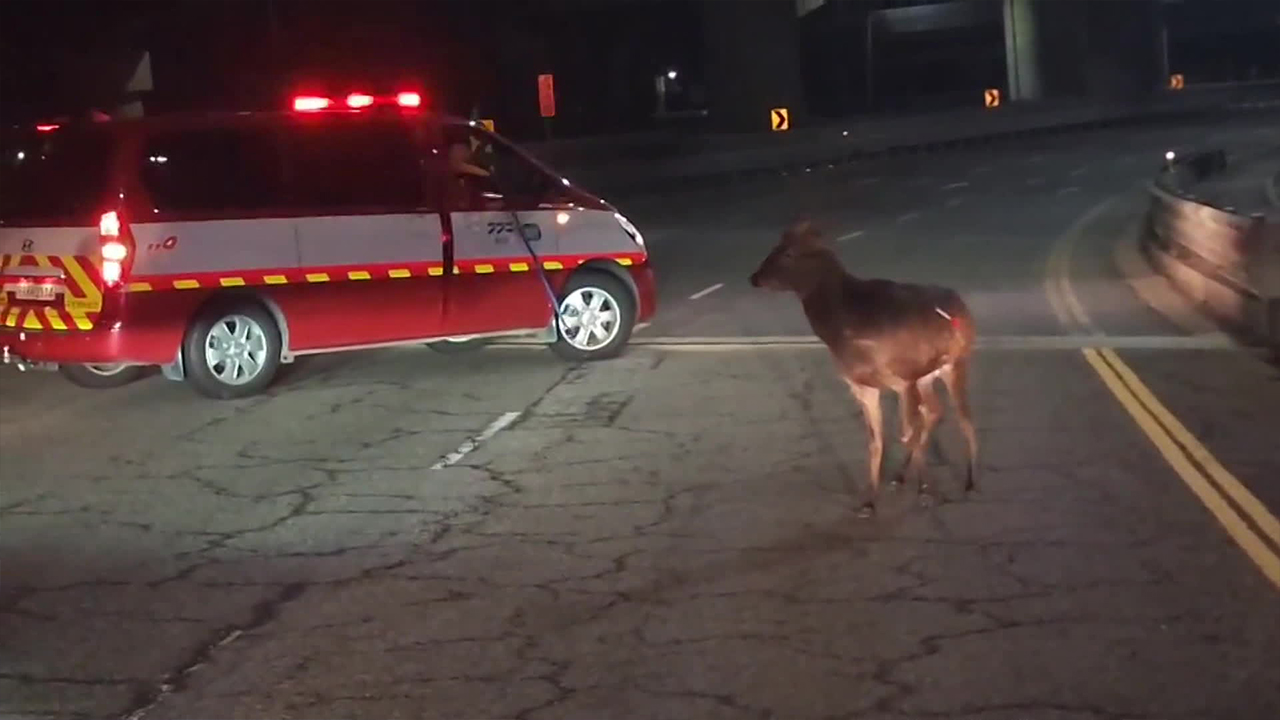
749, 220, 979, 516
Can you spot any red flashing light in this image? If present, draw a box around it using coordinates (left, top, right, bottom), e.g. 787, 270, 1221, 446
396, 92, 422, 108
293, 95, 333, 112
346, 93, 375, 109
35, 123, 61, 132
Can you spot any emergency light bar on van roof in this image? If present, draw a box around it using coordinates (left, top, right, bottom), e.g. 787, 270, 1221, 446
35, 123, 61, 132
292, 91, 423, 112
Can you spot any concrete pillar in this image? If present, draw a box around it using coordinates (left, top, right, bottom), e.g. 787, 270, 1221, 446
702, 0, 806, 133
795, 0, 826, 17
1003, 0, 1042, 101
1003, 0, 1163, 103
1080, 0, 1164, 100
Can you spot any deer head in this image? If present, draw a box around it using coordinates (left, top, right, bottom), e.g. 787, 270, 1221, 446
749, 219, 833, 293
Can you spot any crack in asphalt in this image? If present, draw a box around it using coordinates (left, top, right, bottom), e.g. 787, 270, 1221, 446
5, 253, 1280, 720
118, 583, 307, 720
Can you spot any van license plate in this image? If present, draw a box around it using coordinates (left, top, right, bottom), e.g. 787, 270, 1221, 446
15, 284, 58, 302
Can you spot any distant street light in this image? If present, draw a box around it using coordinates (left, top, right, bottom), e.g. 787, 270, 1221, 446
667, 69, 678, 80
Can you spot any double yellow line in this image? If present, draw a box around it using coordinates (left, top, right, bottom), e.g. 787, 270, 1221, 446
1048, 199, 1280, 590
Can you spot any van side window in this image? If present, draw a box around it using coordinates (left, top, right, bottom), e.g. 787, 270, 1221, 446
140, 127, 286, 216
441, 123, 554, 200
285, 120, 425, 211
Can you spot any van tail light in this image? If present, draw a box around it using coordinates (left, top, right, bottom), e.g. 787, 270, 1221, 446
100, 210, 121, 238
395, 92, 422, 108
99, 211, 131, 288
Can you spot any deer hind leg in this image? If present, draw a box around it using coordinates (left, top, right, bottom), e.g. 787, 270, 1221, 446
903, 376, 944, 504
896, 387, 918, 445
890, 382, 922, 487
847, 381, 884, 517
941, 356, 979, 493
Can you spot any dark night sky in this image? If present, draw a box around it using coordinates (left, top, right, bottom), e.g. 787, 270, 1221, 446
1, 0, 705, 137
2, 0, 1277, 138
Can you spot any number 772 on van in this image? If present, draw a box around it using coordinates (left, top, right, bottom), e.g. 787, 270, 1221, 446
0, 92, 656, 399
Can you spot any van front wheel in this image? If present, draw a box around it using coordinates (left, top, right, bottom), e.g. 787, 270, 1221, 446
59, 363, 146, 389
183, 302, 282, 399
550, 270, 635, 362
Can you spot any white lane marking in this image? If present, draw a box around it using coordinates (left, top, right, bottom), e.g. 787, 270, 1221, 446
896, 211, 921, 223
1070, 166, 1087, 176
630, 335, 1238, 350
688, 283, 724, 300
836, 230, 865, 242
431, 412, 522, 470
485, 335, 1238, 351
946, 197, 964, 207
1026, 177, 1046, 186
857, 177, 881, 185
943, 182, 969, 190
971, 165, 991, 174
1057, 186, 1081, 195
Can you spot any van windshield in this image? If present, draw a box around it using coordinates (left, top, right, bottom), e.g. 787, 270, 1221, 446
0, 127, 115, 224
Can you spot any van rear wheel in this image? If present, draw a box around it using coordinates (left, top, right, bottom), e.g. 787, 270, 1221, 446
59, 363, 145, 389
183, 302, 282, 400
550, 270, 635, 362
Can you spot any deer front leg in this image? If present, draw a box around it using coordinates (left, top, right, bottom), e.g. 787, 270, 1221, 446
847, 382, 884, 517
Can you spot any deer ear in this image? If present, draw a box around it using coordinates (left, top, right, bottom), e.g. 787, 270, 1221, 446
782, 219, 815, 246
796, 220, 826, 247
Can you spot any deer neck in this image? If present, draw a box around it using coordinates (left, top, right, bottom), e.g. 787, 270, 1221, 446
794, 251, 854, 301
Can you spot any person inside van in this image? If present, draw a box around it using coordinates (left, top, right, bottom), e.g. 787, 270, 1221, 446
447, 140, 490, 179
445, 139, 502, 210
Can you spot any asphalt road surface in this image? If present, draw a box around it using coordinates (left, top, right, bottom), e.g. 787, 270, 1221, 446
3, 114, 1280, 720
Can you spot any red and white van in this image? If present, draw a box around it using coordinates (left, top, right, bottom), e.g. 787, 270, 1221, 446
0, 93, 656, 399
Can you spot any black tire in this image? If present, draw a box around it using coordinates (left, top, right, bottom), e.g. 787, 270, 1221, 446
427, 337, 489, 354
549, 269, 636, 362
59, 363, 146, 389
182, 300, 282, 400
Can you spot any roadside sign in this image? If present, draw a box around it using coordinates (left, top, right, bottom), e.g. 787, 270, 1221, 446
984, 88, 1001, 108
771, 107, 790, 132
1169, 73, 1185, 90
537, 74, 556, 118
478, 118, 495, 132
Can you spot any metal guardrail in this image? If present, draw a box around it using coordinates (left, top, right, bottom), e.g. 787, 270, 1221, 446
1143, 149, 1280, 348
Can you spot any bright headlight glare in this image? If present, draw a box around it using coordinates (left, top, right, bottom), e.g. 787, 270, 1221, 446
614, 212, 644, 248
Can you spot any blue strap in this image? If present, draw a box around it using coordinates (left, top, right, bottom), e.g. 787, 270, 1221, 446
510, 211, 562, 338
